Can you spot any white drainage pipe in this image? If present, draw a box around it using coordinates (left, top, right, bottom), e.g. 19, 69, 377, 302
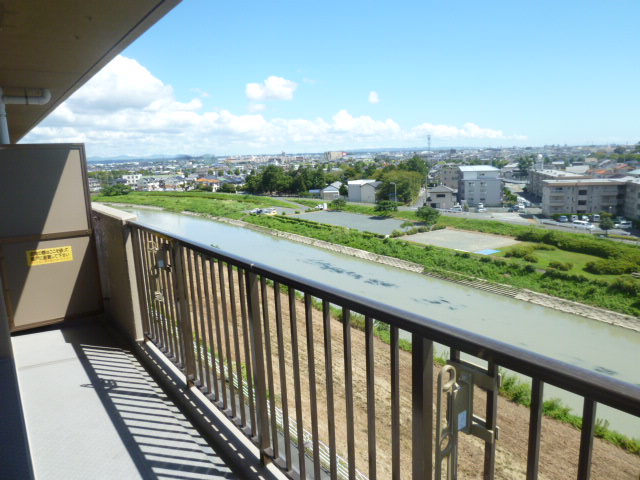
0, 87, 52, 144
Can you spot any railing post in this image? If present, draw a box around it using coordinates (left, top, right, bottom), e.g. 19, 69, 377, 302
246, 271, 270, 464
170, 241, 197, 383
412, 334, 433, 480
577, 399, 597, 480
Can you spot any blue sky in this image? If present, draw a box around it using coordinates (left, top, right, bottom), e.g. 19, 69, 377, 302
25, 0, 640, 157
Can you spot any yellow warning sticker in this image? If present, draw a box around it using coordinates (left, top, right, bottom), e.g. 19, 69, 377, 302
26, 246, 74, 266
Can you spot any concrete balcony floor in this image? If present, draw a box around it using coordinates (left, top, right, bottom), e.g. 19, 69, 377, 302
11, 319, 241, 480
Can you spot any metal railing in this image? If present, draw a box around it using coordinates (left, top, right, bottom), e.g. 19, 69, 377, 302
129, 220, 640, 480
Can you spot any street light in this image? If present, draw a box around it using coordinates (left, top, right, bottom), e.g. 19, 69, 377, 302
390, 182, 397, 203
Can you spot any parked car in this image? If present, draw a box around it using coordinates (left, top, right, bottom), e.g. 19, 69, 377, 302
615, 220, 632, 229
570, 215, 578, 222
573, 220, 595, 230
581, 215, 590, 221
591, 214, 600, 223
558, 215, 569, 223
450, 206, 463, 212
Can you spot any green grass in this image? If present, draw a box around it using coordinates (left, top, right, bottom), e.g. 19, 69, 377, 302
94, 191, 301, 219
497, 243, 620, 282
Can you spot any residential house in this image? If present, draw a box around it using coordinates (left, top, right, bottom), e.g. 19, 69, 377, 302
321, 181, 343, 201
426, 185, 457, 210
347, 179, 381, 203
196, 176, 221, 191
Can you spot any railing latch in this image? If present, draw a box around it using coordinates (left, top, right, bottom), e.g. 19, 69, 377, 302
436, 360, 500, 479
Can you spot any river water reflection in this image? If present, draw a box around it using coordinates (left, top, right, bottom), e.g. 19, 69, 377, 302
122, 207, 640, 437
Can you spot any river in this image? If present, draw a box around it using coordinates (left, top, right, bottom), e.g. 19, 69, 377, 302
121, 206, 640, 437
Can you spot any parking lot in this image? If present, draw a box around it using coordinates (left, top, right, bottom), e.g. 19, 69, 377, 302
295, 210, 408, 235
404, 228, 520, 253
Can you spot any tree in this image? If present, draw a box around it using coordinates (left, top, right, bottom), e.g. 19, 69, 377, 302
599, 217, 615, 236
400, 155, 429, 176
330, 198, 346, 210
101, 184, 132, 196
416, 206, 440, 225
219, 183, 237, 193
339, 183, 348, 197
377, 170, 423, 204
374, 200, 398, 216
517, 155, 535, 176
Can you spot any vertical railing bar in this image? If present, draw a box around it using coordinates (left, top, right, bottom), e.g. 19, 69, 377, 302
228, 264, 244, 422
166, 240, 183, 366
171, 243, 196, 381
196, 253, 213, 395
209, 258, 228, 407
412, 334, 433, 480
246, 271, 271, 464
139, 230, 158, 343
577, 399, 597, 480
157, 240, 176, 359
201, 254, 218, 399
219, 259, 236, 416
323, 300, 337, 480
165, 240, 182, 363
238, 269, 256, 433
156, 239, 173, 354
261, 277, 279, 458
484, 360, 498, 479
275, 283, 292, 471
365, 316, 377, 480
234, 269, 246, 427
390, 325, 400, 480
343, 309, 356, 480
450, 348, 460, 363
130, 226, 151, 338
526, 379, 544, 480
289, 288, 306, 480
187, 249, 204, 386
145, 231, 163, 347
304, 294, 321, 480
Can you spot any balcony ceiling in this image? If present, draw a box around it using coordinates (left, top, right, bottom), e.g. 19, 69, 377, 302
0, 0, 180, 143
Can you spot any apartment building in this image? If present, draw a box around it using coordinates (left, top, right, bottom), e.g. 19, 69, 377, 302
434, 164, 461, 189
623, 178, 640, 220
541, 178, 627, 217
121, 173, 142, 186
528, 169, 587, 199
458, 166, 502, 206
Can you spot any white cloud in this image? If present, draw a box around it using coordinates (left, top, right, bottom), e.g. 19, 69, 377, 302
245, 76, 298, 101
248, 103, 266, 113
22, 55, 526, 156
368, 91, 380, 104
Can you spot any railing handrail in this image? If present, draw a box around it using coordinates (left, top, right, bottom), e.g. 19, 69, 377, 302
127, 219, 640, 418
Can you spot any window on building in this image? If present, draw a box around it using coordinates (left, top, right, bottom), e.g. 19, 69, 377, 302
578, 200, 586, 205
436, 193, 445, 198
578, 190, 587, 195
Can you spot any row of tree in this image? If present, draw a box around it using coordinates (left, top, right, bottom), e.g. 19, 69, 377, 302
244, 165, 327, 195
243, 155, 429, 204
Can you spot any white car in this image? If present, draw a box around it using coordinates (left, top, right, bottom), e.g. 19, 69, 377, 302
572, 220, 594, 230
615, 220, 632, 229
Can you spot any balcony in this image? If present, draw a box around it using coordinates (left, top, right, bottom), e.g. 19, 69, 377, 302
2, 204, 640, 480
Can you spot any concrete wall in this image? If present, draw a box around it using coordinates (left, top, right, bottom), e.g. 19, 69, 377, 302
91, 204, 143, 342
